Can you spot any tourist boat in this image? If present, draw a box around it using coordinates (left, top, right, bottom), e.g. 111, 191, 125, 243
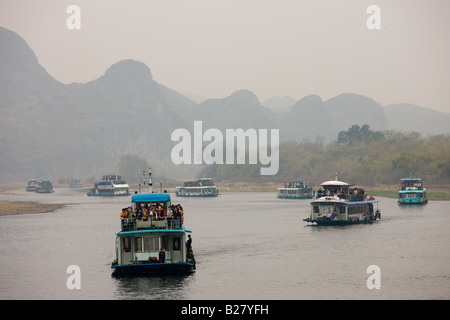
35, 180, 54, 193
303, 180, 381, 225
69, 179, 83, 188
87, 175, 130, 196
26, 179, 39, 192
175, 177, 218, 197
278, 179, 314, 199
111, 192, 196, 276
398, 173, 428, 205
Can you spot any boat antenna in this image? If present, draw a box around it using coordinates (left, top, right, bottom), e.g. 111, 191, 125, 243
335, 171, 339, 181
148, 167, 153, 193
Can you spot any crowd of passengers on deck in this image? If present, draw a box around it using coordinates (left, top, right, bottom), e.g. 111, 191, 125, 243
401, 181, 423, 190
316, 187, 365, 199
120, 204, 184, 228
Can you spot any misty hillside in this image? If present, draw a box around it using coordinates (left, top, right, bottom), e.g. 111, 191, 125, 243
384, 103, 450, 135
192, 90, 277, 131
1, 26, 449, 183
263, 96, 296, 113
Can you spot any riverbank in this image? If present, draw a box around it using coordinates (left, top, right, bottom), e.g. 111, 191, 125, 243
0, 201, 66, 216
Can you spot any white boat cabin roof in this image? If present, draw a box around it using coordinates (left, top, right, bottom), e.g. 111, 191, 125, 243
320, 180, 352, 187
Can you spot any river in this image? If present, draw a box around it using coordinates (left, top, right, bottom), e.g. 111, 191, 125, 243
0, 188, 449, 300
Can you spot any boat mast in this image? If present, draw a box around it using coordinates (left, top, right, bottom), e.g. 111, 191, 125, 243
148, 167, 153, 193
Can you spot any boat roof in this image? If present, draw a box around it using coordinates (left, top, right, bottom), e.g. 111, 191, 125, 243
312, 198, 380, 205
132, 193, 171, 203
117, 227, 191, 236
320, 180, 352, 187
400, 178, 422, 181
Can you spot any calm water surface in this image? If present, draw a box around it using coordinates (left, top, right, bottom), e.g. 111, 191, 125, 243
0, 188, 449, 299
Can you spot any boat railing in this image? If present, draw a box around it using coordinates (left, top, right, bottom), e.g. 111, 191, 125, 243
120, 217, 184, 232
316, 192, 366, 201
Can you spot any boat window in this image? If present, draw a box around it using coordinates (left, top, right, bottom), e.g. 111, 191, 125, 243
160, 236, 167, 250
173, 237, 181, 251
135, 237, 143, 252
313, 206, 320, 213
122, 238, 131, 252
339, 206, 346, 213
143, 237, 159, 252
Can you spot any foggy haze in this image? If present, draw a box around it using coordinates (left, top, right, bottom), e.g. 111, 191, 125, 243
1, 0, 449, 113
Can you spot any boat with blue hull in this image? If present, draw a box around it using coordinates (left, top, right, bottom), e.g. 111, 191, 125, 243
278, 179, 314, 199
304, 180, 381, 225
398, 173, 428, 205
111, 192, 195, 276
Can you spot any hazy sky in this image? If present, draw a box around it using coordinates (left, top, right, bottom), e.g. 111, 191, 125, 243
1, 0, 449, 112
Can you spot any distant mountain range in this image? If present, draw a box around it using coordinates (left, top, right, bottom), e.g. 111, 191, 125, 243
1, 26, 449, 183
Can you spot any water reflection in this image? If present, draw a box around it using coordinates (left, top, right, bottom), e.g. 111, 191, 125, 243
113, 274, 195, 299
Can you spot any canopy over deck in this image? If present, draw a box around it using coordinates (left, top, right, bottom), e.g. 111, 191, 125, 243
132, 193, 171, 203
320, 180, 352, 187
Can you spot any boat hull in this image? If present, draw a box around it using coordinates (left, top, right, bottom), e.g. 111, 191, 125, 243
278, 195, 313, 199
398, 199, 428, 205
303, 217, 379, 225
111, 262, 195, 276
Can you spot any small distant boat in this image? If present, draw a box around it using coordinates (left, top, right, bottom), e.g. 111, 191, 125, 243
278, 179, 314, 199
69, 179, 83, 188
304, 179, 381, 225
111, 169, 195, 276
175, 178, 218, 197
87, 175, 130, 196
36, 180, 54, 193
26, 179, 39, 192
398, 172, 428, 205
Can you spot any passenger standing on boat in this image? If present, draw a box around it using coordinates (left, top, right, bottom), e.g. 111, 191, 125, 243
149, 205, 157, 220
142, 207, 149, 221
167, 205, 173, 228
135, 208, 142, 220
157, 205, 165, 219
127, 207, 134, 219
173, 206, 181, 228
120, 208, 128, 219
120, 208, 128, 230
186, 234, 192, 253
159, 248, 165, 263
178, 204, 184, 224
